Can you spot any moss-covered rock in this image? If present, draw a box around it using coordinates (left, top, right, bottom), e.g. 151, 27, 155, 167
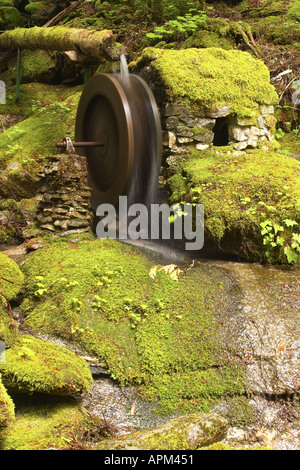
18, 238, 247, 415
0, 6, 24, 29
132, 47, 278, 118
21, 50, 57, 84
0, 83, 82, 173
24, 1, 49, 16
0, 334, 93, 395
0, 251, 24, 344
168, 148, 300, 264
0, 375, 14, 430
95, 412, 229, 450
0, 397, 90, 450
0, 166, 37, 200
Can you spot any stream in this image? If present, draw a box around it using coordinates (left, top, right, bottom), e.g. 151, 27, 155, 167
1, 242, 300, 449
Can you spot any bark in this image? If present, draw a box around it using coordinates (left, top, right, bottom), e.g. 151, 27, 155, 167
0, 26, 114, 59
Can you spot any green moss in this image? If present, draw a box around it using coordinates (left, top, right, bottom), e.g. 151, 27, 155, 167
0, 375, 14, 430
95, 412, 228, 450
0, 225, 19, 244
0, 252, 24, 300
221, 396, 256, 428
0, 252, 23, 345
287, 0, 300, 22
201, 442, 233, 450
18, 238, 247, 415
168, 148, 300, 264
0, 334, 93, 395
25, 1, 48, 15
0, 398, 89, 450
0, 6, 24, 29
0, 83, 82, 172
21, 50, 56, 83
135, 47, 278, 117
184, 30, 234, 50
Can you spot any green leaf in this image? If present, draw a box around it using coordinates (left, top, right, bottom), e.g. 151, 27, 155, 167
284, 247, 299, 264
283, 219, 298, 228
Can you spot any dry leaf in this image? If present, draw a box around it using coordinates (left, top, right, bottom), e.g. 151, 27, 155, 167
130, 399, 137, 416
149, 264, 182, 281
149, 265, 159, 279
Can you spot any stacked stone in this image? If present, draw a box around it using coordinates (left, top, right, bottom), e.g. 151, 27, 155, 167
229, 105, 276, 151
36, 153, 93, 235
162, 102, 216, 158
161, 101, 276, 159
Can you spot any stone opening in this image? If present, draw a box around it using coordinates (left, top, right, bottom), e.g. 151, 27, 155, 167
213, 117, 229, 146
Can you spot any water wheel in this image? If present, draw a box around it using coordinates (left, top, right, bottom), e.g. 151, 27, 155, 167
72, 73, 162, 210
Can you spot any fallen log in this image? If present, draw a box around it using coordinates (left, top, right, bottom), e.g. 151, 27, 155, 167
0, 26, 114, 59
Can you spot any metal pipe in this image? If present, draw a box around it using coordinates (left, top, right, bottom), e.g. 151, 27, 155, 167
56, 141, 105, 148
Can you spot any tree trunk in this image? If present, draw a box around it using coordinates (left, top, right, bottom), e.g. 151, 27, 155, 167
0, 27, 114, 59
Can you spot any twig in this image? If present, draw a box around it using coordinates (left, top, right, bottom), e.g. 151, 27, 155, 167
278, 77, 296, 104
239, 26, 263, 59
0, 276, 14, 284
42, 0, 86, 28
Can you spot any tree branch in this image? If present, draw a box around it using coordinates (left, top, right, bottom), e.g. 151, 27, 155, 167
0, 26, 114, 59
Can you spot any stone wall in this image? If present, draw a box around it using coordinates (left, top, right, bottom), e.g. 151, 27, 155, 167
161, 100, 276, 163
35, 153, 93, 236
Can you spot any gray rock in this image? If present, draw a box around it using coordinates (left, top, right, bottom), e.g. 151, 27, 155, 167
207, 104, 232, 118
95, 412, 229, 450
165, 116, 179, 130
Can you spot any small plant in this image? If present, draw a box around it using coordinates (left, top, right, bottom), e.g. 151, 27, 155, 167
146, 10, 207, 43
260, 218, 300, 264
17, 345, 35, 360
71, 297, 82, 312
92, 295, 107, 312
33, 276, 47, 298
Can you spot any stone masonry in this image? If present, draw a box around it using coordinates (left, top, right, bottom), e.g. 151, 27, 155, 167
35, 153, 93, 236
161, 101, 276, 163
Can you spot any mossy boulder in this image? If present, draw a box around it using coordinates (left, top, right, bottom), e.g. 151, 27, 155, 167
0, 166, 37, 200
0, 197, 38, 244
0, 334, 93, 395
0, 251, 24, 344
132, 47, 278, 118
21, 50, 57, 84
95, 412, 229, 450
0, 376, 14, 430
18, 238, 247, 416
0, 398, 90, 450
168, 148, 300, 264
0, 6, 23, 29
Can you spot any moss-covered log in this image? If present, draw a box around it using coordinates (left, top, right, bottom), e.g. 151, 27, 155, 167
0, 26, 114, 59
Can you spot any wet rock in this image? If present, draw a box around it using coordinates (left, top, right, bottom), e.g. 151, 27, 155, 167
0, 166, 37, 201
26, 238, 45, 251
208, 104, 232, 118
95, 412, 229, 450
216, 262, 300, 396
0, 334, 93, 396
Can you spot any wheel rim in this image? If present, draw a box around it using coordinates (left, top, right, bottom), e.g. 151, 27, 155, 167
75, 73, 161, 210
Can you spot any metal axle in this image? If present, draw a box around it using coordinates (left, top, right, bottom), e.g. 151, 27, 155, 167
56, 137, 106, 153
